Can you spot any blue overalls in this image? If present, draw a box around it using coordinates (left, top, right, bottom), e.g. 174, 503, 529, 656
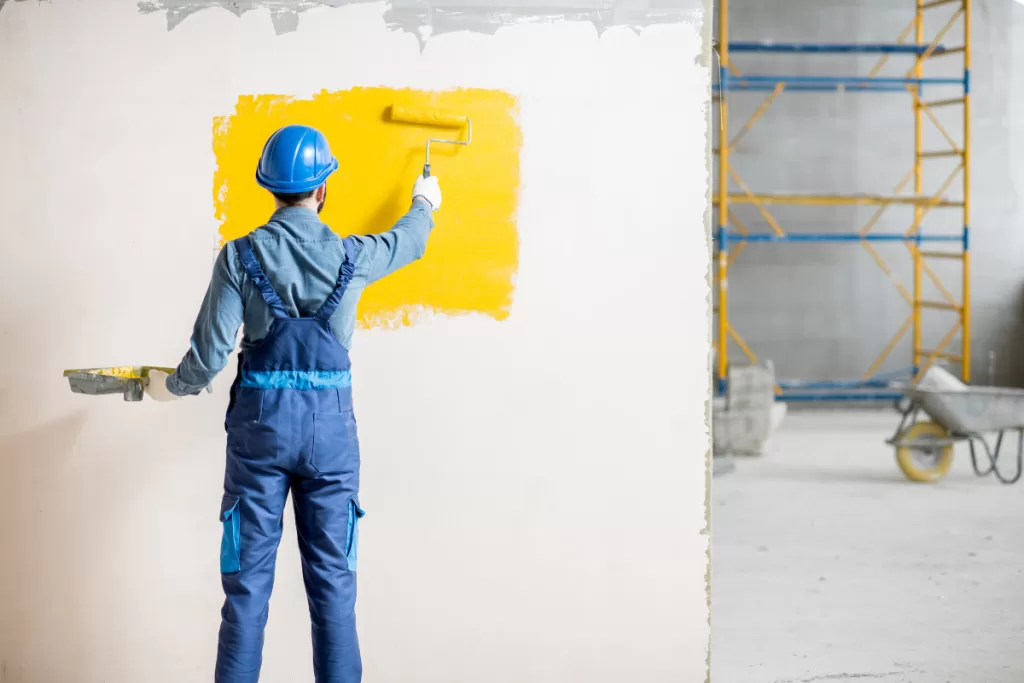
216, 235, 365, 683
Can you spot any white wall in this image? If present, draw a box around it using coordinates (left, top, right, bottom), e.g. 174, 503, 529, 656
0, 2, 710, 681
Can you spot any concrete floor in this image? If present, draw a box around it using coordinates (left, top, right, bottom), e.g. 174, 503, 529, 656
712, 410, 1024, 683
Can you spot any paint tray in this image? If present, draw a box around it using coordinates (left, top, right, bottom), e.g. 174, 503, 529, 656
63, 366, 175, 402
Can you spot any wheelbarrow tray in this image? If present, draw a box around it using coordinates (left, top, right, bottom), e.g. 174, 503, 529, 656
897, 384, 1024, 434
63, 366, 175, 402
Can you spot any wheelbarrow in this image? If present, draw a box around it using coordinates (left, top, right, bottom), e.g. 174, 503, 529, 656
887, 381, 1024, 484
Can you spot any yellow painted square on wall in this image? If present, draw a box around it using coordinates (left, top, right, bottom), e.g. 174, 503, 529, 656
213, 87, 521, 328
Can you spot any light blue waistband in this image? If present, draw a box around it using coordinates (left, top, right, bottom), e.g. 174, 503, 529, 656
239, 370, 352, 391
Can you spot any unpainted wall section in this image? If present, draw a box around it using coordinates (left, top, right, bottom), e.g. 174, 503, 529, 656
0, 1, 710, 681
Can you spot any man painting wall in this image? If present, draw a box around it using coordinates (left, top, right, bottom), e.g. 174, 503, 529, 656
144, 124, 443, 683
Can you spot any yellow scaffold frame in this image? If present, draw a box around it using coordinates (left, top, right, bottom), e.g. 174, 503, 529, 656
713, 0, 972, 401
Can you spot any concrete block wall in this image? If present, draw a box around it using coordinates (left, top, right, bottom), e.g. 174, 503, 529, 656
715, 0, 1024, 387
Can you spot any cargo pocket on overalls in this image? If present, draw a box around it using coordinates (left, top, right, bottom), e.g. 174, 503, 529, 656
220, 495, 241, 574
310, 411, 359, 475
345, 499, 365, 573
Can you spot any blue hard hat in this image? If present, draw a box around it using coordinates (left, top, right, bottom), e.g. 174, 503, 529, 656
255, 125, 339, 194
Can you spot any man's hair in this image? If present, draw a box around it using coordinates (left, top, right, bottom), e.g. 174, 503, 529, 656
272, 190, 316, 206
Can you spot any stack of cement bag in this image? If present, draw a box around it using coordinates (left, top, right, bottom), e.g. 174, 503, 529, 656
916, 364, 968, 392
712, 359, 787, 460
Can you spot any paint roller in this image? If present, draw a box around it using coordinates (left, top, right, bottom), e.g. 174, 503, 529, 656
387, 105, 473, 178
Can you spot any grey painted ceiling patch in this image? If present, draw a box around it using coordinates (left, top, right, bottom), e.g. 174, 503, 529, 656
128, 0, 701, 38
386, 4, 700, 45
0, 0, 700, 38
136, 0, 353, 34
0, 0, 29, 14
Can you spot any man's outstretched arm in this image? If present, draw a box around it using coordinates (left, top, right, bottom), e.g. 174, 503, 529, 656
350, 176, 441, 284
165, 244, 245, 396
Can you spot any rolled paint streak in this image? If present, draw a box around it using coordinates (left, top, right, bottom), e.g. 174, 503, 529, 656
128, 0, 703, 39
213, 87, 521, 329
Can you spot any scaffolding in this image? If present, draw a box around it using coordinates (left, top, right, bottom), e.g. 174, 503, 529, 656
713, 0, 972, 401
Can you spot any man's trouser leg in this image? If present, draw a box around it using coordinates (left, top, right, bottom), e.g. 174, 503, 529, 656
215, 455, 290, 683
293, 475, 362, 683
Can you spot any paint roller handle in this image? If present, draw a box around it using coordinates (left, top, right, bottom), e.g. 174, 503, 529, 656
423, 163, 431, 178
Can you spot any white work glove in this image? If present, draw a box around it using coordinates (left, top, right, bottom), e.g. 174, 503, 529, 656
144, 370, 181, 403
413, 175, 442, 211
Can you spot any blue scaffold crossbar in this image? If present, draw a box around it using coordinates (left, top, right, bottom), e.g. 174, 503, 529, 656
714, 74, 966, 93
713, 233, 962, 244
727, 42, 951, 55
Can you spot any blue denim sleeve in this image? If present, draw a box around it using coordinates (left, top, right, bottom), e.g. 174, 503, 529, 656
351, 199, 435, 285
166, 243, 245, 396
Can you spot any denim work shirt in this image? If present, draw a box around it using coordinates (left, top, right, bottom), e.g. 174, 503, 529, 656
167, 201, 434, 396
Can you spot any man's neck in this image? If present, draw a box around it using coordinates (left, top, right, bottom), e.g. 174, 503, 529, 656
274, 201, 320, 213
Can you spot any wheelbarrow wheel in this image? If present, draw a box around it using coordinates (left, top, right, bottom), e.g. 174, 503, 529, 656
895, 421, 954, 483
